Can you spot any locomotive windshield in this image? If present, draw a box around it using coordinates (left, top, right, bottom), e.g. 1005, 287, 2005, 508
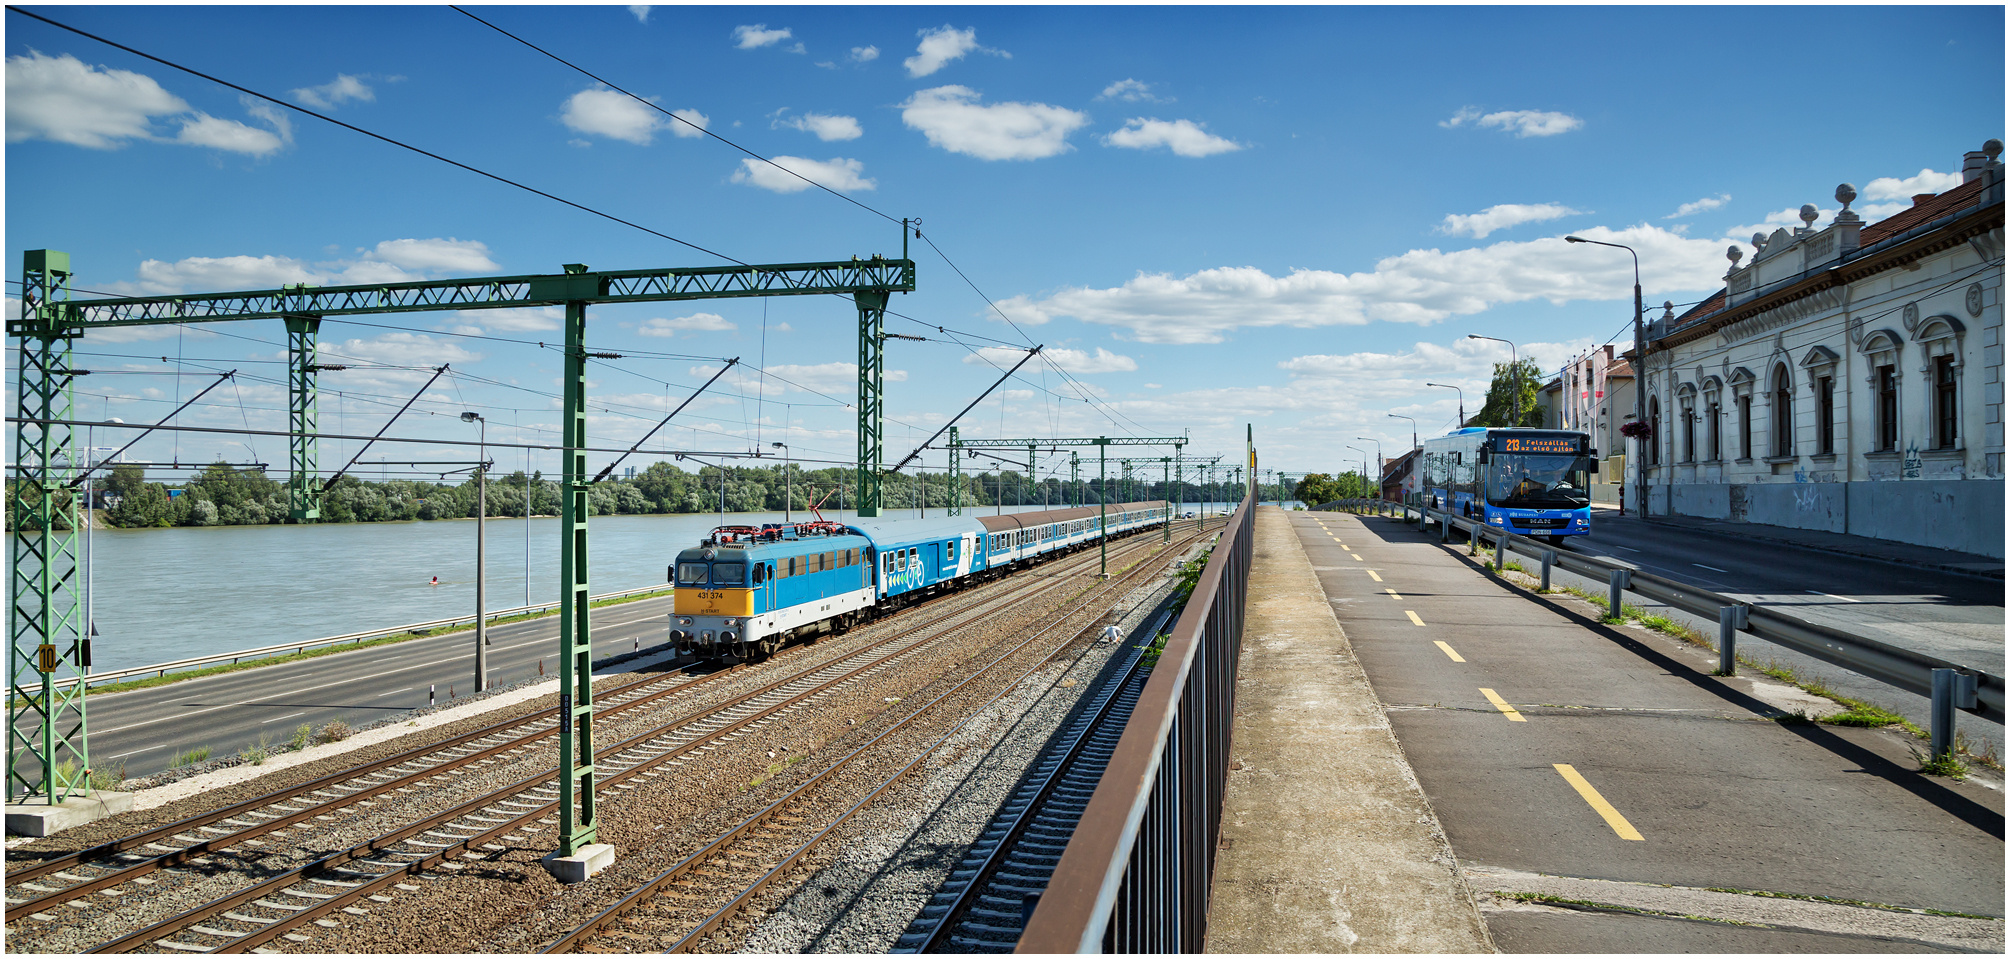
712, 563, 746, 587
677, 562, 709, 586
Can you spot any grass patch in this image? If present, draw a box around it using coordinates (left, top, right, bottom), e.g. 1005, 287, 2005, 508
53, 758, 126, 792
1698, 885, 1998, 919
1139, 631, 1170, 667
169, 745, 212, 769
314, 720, 352, 744
1913, 746, 1970, 779
239, 733, 272, 766
63, 587, 676, 700
288, 723, 313, 751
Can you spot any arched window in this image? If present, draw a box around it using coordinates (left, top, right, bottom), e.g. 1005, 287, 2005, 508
1772, 363, 1793, 457
1647, 396, 1660, 466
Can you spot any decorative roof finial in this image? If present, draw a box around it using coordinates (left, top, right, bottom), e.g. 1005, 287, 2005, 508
1662, 301, 1675, 321
1751, 231, 1767, 251
1727, 245, 1744, 266
1986, 138, 2004, 163
1835, 183, 1856, 212
1798, 204, 1819, 231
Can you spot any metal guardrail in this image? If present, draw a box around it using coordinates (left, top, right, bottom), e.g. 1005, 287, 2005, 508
1019, 490, 1254, 953
55, 584, 671, 692
1331, 498, 2004, 758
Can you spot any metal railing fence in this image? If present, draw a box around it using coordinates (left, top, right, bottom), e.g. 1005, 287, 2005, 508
1332, 498, 2003, 757
49, 583, 671, 693
1018, 489, 1254, 953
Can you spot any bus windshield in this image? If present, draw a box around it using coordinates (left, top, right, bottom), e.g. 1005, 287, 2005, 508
1487, 454, 1592, 508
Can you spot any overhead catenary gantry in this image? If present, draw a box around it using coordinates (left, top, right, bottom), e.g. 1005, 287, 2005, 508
8, 249, 913, 865
943, 433, 1186, 575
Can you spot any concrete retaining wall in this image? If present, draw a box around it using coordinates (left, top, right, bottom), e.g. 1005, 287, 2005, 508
1658, 478, 2003, 558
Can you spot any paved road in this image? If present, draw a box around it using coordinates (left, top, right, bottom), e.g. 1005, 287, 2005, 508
40, 596, 677, 781
1294, 510, 2003, 952
1555, 508, 2004, 758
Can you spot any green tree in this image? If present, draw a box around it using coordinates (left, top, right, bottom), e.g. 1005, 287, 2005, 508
1468, 359, 1545, 428
106, 463, 147, 501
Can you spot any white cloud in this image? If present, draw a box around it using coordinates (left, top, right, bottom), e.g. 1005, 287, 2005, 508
325, 332, 483, 374
105, 236, 501, 296
900, 86, 1088, 161
964, 345, 1138, 374
640, 313, 736, 337
291, 73, 373, 110
174, 112, 286, 156
775, 111, 862, 141
1437, 202, 1582, 239
696, 361, 905, 398
1664, 193, 1730, 219
733, 24, 794, 50
560, 88, 663, 144
464, 307, 560, 332
1440, 106, 1582, 138
668, 108, 709, 138
371, 238, 497, 273
851, 45, 880, 62
1863, 168, 1963, 201
731, 155, 875, 194
994, 224, 1733, 345
6, 51, 189, 149
1098, 78, 1169, 103
1103, 118, 1241, 157
629, 5, 651, 23
905, 25, 1003, 77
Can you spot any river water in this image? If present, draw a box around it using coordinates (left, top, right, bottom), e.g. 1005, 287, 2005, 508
28, 500, 1253, 674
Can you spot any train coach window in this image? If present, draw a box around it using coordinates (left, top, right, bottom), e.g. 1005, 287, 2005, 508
752, 564, 765, 585
677, 563, 709, 586
714, 563, 746, 587
946, 540, 956, 562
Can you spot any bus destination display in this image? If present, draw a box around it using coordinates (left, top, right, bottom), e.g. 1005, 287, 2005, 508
1495, 435, 1583, 455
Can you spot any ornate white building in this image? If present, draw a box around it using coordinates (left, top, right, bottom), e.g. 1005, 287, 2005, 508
1632, 140, 2004, 557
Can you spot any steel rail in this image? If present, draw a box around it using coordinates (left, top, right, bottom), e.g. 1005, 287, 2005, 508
905, 598, 1176, 952
538, 523, 1211, 954
1368, 499, 2005, 725
64, 528, 1180, 954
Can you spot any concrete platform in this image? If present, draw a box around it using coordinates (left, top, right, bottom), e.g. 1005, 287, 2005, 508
6, 791, 134, 837
1205, 507, 1493, 953
542, 843, 616, 883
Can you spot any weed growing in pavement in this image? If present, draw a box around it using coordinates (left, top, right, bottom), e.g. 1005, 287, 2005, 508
51, 758, 122, 791
1699, 885, 1999, 918
289, 723, 313, 751
1492, 892, 1757, 926
1912, 745, 1970, 779
1139, 631, 1170, 667
239, 733, 272, 766
169, 745, 211, 769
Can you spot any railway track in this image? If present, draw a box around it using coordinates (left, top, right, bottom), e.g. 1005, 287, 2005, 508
7, 523, 1194, 954
893, 599, 1174, 952
537, 524, 1211, 954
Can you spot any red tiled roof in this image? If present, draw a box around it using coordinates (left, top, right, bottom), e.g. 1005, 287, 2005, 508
1859, 174, 1988, 245
1605, 359, 1634, 378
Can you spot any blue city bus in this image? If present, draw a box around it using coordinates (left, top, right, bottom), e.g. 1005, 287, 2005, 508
1419, 427, 1597, 542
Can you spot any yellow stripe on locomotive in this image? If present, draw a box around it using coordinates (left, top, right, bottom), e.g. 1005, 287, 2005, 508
674, 586, 755, 617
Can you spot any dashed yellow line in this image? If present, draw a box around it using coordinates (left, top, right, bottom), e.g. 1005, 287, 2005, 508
1366, 570, 1382, 582
1553, 764, 1645, 841
1384, 587, 1403, 600
1433, 640, 1465, 662
1479, 687, 1526, 722
1349, 553, 1364, 562
1404, 610, 1425, 626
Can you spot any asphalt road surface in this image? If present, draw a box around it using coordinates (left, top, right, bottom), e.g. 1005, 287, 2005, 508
1557, 508, 2003, 759
39, 595, 677, 780
1297, 509, 2003, 952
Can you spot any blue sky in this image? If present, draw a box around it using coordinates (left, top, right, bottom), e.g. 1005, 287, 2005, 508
6, 4, 2004, 486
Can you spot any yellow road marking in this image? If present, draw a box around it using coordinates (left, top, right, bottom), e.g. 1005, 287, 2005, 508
1384, 587, 1403, 600
1553, 764, 1645, 841
1349, 553, 1363, 561
1434, 640, 1465, 662
1479, 687, 1526, 722
1366, 570, 1382, 582
1404, 610, 1425, 626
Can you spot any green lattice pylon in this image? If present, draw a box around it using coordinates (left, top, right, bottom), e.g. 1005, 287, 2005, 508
556, 280, 598, 856
10, 250, 88, 803
285, 315, 321, 521
947, 426, 961, 517
855, 291, 889, 518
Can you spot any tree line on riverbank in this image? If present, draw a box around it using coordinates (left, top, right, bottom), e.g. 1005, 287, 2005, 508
49, 461, 1244, 529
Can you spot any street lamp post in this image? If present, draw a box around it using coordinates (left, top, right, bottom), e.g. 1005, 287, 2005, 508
1356, 437, 1384, 483
1387, 413, 1417, 452
771, 442, 790, 522
460, 411, 487, 693
1565, 235, 1648, 519
1426, 382, 1466, 428
1345, 446, 1368, 498
1467, 334, 1521, 426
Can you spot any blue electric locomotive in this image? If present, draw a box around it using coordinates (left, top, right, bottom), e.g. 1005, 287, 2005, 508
668, 501, 1171, 660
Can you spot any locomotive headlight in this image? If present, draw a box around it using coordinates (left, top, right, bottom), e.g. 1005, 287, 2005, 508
723, 618, 739, 627
676, 616, 694, 626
